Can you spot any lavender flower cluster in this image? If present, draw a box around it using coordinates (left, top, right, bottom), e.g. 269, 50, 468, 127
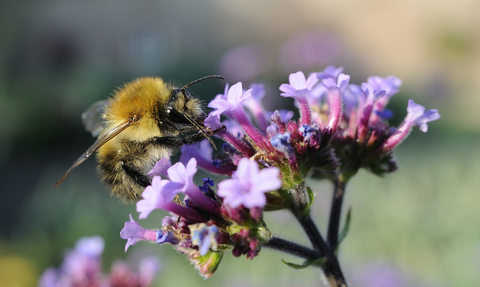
120, 66, 440, 282
39, 236, 160, 287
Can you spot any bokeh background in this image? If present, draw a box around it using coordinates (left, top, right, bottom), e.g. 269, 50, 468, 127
1, 0, 479, 286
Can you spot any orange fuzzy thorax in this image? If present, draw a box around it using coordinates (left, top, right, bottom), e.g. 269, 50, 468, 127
103, 77, 175, 142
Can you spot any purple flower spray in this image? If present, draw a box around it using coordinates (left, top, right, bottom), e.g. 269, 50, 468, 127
120, 67, 440, 285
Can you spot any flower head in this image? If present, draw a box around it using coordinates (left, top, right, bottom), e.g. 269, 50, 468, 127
40, 236, 161, 287
405, 99, 441, 132
381, 100, 441, 152
120, 214, 157, 252
217, 158, 281, 209
208, 82, 252, 115
279, 71, 319, 98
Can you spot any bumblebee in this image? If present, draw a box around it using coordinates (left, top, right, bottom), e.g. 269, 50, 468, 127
55, 75, 224, 201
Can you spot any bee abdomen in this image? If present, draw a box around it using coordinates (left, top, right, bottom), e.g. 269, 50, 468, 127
97, 141, 161, 201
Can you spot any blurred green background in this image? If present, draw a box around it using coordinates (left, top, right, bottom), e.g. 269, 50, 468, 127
1, 1, 479, 286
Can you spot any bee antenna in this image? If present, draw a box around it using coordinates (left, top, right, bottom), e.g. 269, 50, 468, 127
181, 112, 218, 150
180, 75, 225, 92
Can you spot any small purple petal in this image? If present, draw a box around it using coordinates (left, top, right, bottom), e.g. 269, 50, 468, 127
280, 71, 318, 98
299, 124, 317, 140
75, 235, 104, 257
137, 176, 168, 219
317, 65, 344, 80
382, 100, 440, 151
208, 82, 252, 114
148, 157, 172, 177
367, 75, 402, 96
270, 132, 292, 154
38, 268, 57, 287
266, 124, 279, 136
337, 73, 350, 91
204, 113, 222, 130
217, 158, 281, 208
406, 100, 441, 132
278, 109, 295, 122
120, 214, 157, 252
156, 230, 179, 245
138, 256, 161, 287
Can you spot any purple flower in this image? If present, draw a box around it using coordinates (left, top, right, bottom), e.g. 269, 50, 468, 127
181, 140, 230, 175
316, 65, 344, 81
137, 256, 162, 287
137, 176, 169, 219
203, 112, 223, 130
166, 158, 220, 212
280, 71, 319, 125
137, 176, 204, 222
190, 223, 219, 256
279, 71, 318, 98
147, 157, 171, 177
181, 139, 212, 166
75, 235, 104, 257
208, 82, 252, 115
270, 132, 292, 154
203, 113, 253, 158
382, 100, 441, 152
244, 83, 269, 132
156, 230, 179, 245
208, 83, 264, 144
299, 124, 317, 141
266, 124, 279, 136
40, 236, 105, 287
320, 73, 349, 136
278, 109, 295, 122
199, 178, 215, 194
120, 214, 157, 252
367, 75, 402, 97
321, 73, 350, 91
404, 99, 441, 132
217, 158, 281, 208
109, 256, 161, 287
164, 159, 198, 200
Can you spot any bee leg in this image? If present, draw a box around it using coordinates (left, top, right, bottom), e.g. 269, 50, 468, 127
120, 162, 151, 188
182, 133, 214, 145
152, 133, 207, 147
152, 136, 184, 148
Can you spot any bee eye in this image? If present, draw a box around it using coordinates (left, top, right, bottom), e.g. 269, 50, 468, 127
166, 107, 190, 124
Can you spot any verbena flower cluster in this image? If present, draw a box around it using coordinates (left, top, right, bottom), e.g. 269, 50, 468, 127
120, 66, 440, 281
39, 236, 160, 287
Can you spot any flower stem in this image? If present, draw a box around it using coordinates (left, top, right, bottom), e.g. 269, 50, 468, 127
296, 214, 347, 286
296, 95, 312, 126
327, 178, 346, 250
263, 237, 323, 260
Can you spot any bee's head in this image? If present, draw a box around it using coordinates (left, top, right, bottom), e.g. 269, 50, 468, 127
165, 88, 205, 129
164, 75, 224, 130
162, 75, 225, 148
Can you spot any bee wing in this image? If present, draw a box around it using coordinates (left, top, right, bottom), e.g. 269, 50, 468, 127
54, 119, 134, 187
81, 100, 109, 137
